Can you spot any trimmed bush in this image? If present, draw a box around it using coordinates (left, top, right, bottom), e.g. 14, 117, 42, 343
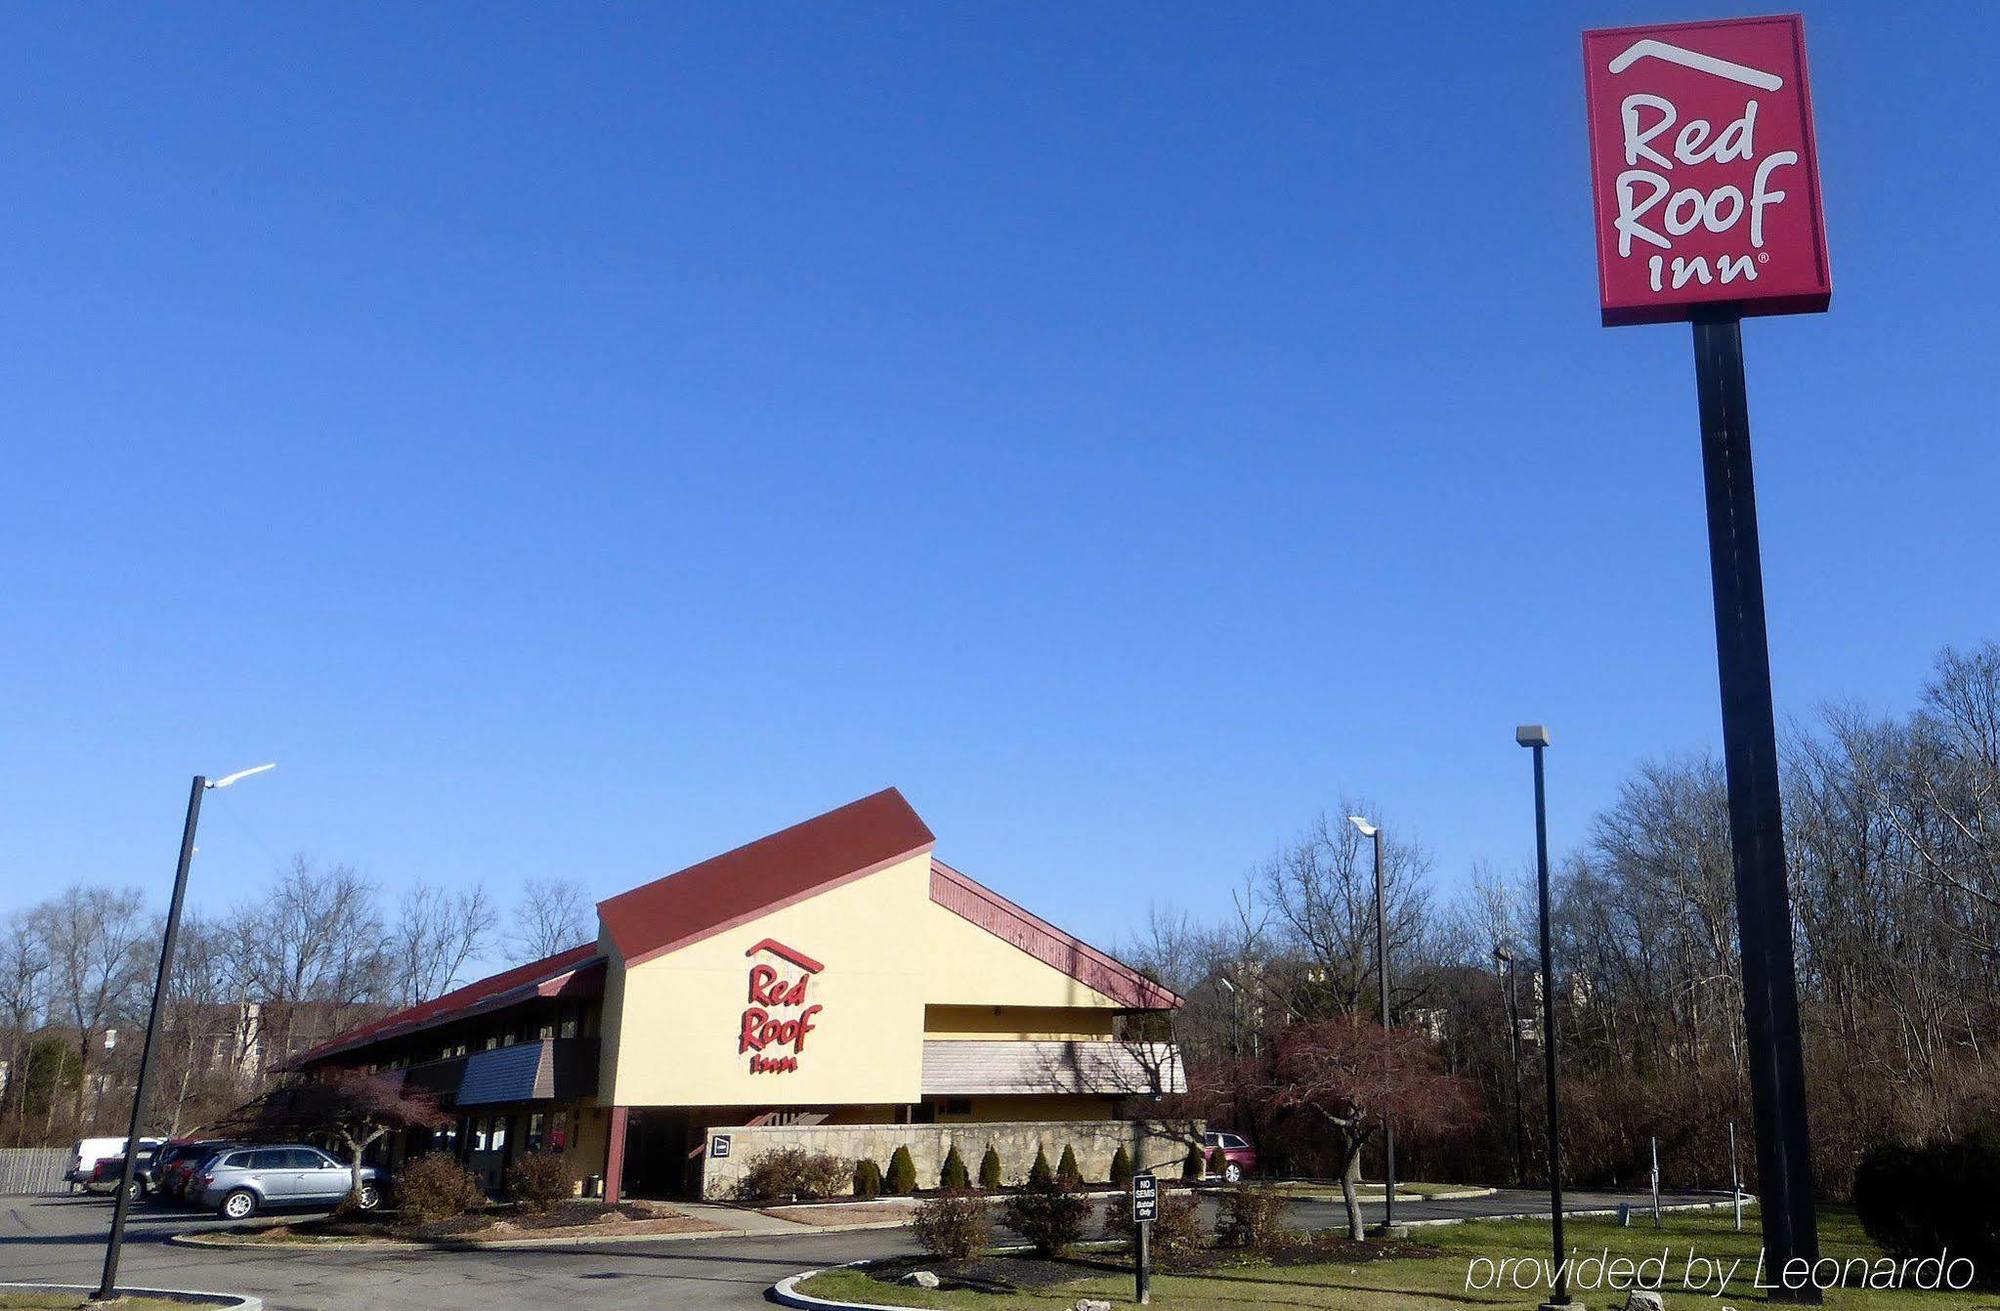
1055, 1144, 1082, 1188
1003, 1176, 1089, 1257
911, 1188, 991, 1260
1108, 1145, 1133, 1188
1103, 1190, 1205, 1268
1207, 1147, 1228, 1176
853, 1158, 883, 1200
978, 1145, 1003, 1191
1028, 1144, 1054, 1187
505, 1151, 575, 1212
1854, 1129, 2000, 1286
886, 1145, 918, 1196
1182, 1142, 1204, 1182
940, 1144, 970, 1190
736, 1148, 850, 1202
398, 1152, 485, 1222
1215, 1182, 1290, 1251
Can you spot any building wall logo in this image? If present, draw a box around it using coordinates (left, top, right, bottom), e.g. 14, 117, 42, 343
1582, 16, 1830, 326
738, 939, 823, 1074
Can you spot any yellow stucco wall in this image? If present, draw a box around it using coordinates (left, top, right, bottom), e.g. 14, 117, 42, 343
598, 853, 1130, 1109
923, 1005, 1118, 1041
936, 1094, 1120, 1122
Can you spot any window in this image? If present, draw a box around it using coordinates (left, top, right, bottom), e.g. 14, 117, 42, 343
942, 1098, 972, 1117
527, 1113, 546, 1152
537, 1021, 555, 1041
248, 1150, 290, 1170
500, 1031, 517, 1047
558, 1013, 578, 1039
223, 1152, 256, 1169
473, 1118, 490, 1152
283, 1149, 324, 1169
549, 1111, 569, 1150
490, 1118, 508, 1151
1222, 1135, 1248, 1150
484, 1036, 500, 1051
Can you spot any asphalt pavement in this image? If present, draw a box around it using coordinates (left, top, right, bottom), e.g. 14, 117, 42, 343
0, 1186, 1730, 1311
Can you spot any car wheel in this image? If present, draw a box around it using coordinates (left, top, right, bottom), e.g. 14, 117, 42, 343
355, 1185, 381, 1211
220, 1189, 257, 1220
1223, 1163, 1243, 1183
123, 1179, 146, 1201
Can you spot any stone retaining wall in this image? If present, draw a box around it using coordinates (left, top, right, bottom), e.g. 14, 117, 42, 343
702, 1118, 1201, 1200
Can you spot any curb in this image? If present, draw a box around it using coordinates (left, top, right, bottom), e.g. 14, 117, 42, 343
772, 1262, 902, 1311
167, 1216, 906, 1250
1, 1282, 261, 1311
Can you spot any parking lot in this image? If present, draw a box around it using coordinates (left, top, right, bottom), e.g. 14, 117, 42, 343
2, 1187, 1727, 1311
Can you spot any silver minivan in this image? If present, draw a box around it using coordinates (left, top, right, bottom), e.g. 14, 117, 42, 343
191, 1144, 382, 1218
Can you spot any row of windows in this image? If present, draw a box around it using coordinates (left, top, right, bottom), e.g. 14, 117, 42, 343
450, 1109, 569, 1154
362, 1005, 591, 1073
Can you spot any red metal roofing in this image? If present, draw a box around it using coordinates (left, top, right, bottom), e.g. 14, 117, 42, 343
299, 944, 601, 1065
929, 859, 1183, 1011
598, 787, 937, 967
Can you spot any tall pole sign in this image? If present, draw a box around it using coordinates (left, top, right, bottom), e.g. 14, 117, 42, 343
1582, 14, 1828, 1298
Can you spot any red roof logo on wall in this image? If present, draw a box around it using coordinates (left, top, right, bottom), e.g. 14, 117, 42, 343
745, 939, 824, 974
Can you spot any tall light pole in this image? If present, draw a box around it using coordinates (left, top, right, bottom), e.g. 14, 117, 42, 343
1347, 814, 1396, 1235
1516, 726, 1576, 1311
96, 763, 274, 1302
1493, 945, 1526, 1187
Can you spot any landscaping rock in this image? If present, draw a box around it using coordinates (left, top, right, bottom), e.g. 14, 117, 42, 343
1622, 1292, 1665, 1311
1074, 1301, 1114, 1311
901, 1270, 942, 1289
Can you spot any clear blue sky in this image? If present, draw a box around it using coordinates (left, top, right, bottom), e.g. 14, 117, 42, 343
4, 2, 1995, 955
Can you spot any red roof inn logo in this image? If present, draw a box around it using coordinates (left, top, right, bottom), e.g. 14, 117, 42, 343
739, 939, 824, 1074
1582, 15, 1830, 326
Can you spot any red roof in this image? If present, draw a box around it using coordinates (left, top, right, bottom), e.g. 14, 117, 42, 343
299, 944, 601, 1065
598, 787, 937, 967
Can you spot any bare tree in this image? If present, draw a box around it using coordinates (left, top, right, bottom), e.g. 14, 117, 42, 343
227, 857, 388, 1064
39, 886, 150, 1126
507, 877, 591, 963
1, 910, 51, 1138
390, 881, 497, 1007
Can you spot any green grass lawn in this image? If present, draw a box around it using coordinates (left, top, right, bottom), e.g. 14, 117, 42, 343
799, 1207, 2000, 1311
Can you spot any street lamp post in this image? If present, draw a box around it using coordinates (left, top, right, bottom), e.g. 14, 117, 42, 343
95, 764, 274, 1302
1494, 946, 1526, 1187
1347, 815, 1397, 1235
1515, 726, 1577, 1311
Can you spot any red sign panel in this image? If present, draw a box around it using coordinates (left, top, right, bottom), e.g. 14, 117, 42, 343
1583, 15, 1830, 326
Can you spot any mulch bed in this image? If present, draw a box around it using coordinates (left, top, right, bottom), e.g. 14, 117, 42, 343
865, 1253, 1130, 1293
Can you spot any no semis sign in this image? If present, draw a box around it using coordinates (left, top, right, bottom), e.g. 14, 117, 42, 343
1583, 15, 1830, 326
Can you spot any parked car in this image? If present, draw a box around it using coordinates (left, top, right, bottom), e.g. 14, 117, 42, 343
1200, 1130, 1258, 1182
153, 1139, 243, 1203
66, 1136, 163, 1190
87, 1143, 163, 1199
191, 1144, 383, 1219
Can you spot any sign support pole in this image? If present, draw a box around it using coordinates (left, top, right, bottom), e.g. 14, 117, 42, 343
1691, 315, 1820, 1300
1136, 1214, 1150, 1306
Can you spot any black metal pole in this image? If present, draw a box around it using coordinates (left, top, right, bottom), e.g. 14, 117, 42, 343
1504, 958, 1526, 1187
1691, 316, 1820, 1298
1530, 742, 1570, 1309
1373, 827, 1396, 1232
95, 774, 204, 1301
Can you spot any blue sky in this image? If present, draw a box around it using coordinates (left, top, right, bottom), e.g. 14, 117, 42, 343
3, 2, 1995, 959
